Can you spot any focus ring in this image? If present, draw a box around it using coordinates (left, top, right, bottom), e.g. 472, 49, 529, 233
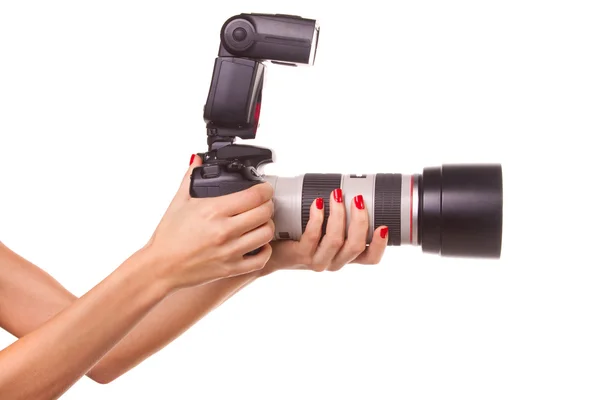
374, 174, 403, 246
301, 174, 342, 237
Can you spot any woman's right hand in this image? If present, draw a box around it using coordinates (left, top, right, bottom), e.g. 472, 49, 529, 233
143, 154, 275, 292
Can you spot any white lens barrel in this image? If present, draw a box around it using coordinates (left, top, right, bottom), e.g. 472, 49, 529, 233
264, 173, 418, 246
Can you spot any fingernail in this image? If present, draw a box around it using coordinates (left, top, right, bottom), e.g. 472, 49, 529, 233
316, 197, 324, 210
333, 188, 343, 203
380, 227, 388, 239
189, 154, 196, 165
354, 195, 365, 210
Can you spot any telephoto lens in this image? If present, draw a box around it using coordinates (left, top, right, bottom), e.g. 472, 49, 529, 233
263, 164, 503, 258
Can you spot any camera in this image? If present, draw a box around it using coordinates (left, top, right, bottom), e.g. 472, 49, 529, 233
190, 13, 503, 258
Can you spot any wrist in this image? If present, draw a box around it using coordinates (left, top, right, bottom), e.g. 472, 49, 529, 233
119, 246, 176, 300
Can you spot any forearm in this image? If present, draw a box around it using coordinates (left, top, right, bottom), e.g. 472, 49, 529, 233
88, 269, 261, 383
0, 249, 169, 400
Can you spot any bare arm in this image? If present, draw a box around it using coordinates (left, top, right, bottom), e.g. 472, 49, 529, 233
0, 241, 260, 385
0, 247, 170, 399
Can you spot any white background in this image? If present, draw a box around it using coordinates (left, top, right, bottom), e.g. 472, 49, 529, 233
1, 0, 599, 399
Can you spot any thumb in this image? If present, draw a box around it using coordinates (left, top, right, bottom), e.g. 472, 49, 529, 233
174, 153, 203, 202
188, 153, 203, 168
149, 153, 204, 242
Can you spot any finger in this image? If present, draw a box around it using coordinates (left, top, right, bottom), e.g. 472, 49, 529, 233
297, 197, 325, 256
180, 153, 203, 194
227, 200, 274, 237
352, 226, 389, 265
226, 243, 273, 277
155, 154, 204, 226
168, 153, 203, 207
311, 188, 346, 271
228, 220, 276, 257
329, 194, 369, 271
215, 182, 274, 217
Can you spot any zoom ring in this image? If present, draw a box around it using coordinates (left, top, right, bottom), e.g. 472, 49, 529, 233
301, 174, 342, 237
374, 174, 403, 246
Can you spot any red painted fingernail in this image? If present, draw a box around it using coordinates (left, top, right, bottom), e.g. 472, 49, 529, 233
380, 227, 388, 239
315, 197, 324, 210
189, 154, 196, 165
333, 188, 342, 203
354, 195, 365, 210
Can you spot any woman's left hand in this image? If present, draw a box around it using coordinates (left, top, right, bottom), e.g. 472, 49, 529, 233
262, 188, 388, 275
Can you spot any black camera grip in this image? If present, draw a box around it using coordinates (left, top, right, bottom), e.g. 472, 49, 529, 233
189, 165, 265, 256
189, 165, 263, 198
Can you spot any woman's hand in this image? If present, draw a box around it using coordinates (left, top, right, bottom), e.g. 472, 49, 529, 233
264, 188, 388, 274
144, 155, 275, 291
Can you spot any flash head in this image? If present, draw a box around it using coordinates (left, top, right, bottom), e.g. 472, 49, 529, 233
219, 13, 319, 66
204, 13, 319, 145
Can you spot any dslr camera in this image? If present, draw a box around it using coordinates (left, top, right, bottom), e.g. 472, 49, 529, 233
190, 13, 503, 259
